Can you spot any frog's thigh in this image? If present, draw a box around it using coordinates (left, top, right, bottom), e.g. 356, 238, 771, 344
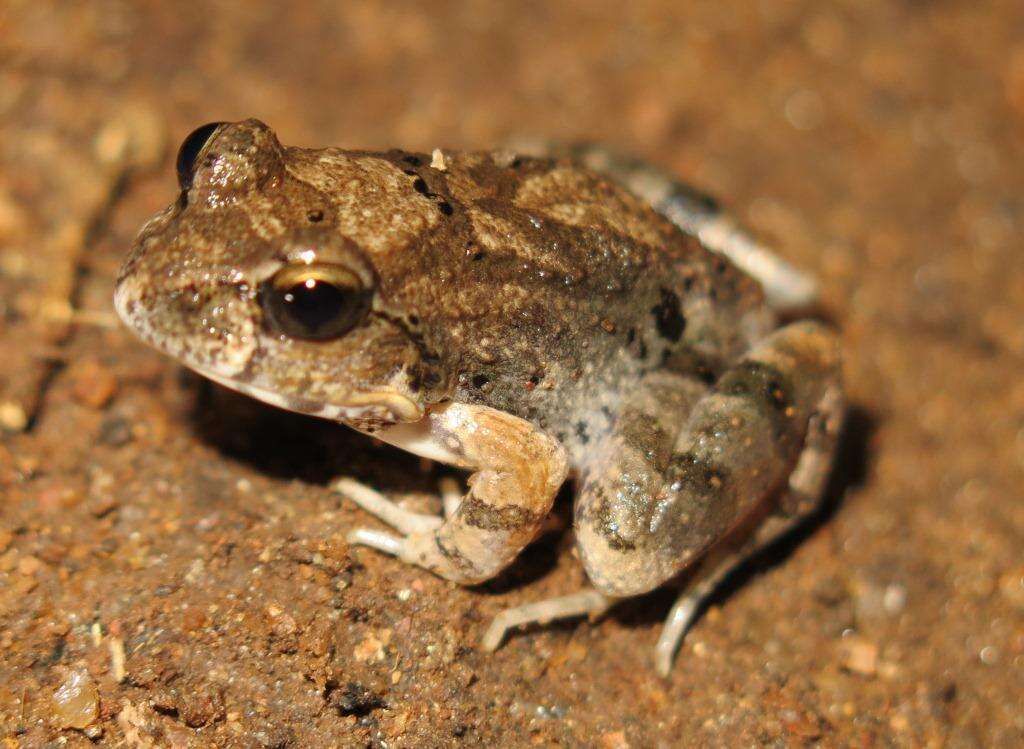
577, 319, 841, 597
555, 144, 819, 313
345, 402, 569, 585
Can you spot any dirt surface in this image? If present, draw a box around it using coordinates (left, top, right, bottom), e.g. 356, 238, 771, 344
2, 1, 1023, 746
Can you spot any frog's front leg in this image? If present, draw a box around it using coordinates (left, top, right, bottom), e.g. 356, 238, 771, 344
339, 402, 569, 585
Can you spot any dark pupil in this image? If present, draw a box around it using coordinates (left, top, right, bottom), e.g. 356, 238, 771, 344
176, 122, 226, 191
270, 279, 360, 340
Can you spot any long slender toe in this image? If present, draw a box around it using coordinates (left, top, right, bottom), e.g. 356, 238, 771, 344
481, 589, 613, 652
347, 527, 404, 556
335, 477, 443, 535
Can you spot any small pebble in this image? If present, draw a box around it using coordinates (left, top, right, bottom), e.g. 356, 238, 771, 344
69, 359, 119, 409
599, 730, 630, 749
0, 401, 27, 432
17, 554, 42, 576
998, 568, 1024, 609
839, 636, 878, 676
51, 669, 99, 729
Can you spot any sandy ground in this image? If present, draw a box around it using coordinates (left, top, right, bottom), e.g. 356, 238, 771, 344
2, 1, 1023, 746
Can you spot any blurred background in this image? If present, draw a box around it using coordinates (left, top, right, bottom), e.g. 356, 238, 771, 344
1, 1, 1022, 746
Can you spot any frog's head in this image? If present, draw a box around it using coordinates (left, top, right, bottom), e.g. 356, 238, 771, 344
115, 120, 446, 428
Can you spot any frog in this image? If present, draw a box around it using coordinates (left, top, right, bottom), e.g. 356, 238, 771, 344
114, 119, 843, 676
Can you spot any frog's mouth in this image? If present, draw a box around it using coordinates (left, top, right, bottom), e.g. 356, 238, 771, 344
194, 363, 422, 424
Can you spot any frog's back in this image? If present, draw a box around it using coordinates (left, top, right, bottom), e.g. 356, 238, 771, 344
394, 150, 772, 449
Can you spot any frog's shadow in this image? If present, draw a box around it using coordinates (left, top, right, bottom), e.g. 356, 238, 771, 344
190, 376, 875, 625
188, 375, 566, 588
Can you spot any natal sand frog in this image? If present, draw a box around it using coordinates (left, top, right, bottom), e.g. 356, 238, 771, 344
115, 120, 842, 675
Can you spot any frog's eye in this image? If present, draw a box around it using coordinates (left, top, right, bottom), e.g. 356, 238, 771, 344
176, 122, 226, 191
259, 263, 371, 341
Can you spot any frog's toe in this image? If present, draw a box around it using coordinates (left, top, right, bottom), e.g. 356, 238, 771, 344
481, 589, 613, 652
347, 527, 404, 555
334, 477, 444, 535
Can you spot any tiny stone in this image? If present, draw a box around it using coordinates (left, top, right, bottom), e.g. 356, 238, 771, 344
839, 636, 878, 676
69, 358, 119, 409
51, 669, 100, 729
0, 401, 27, 432
88, 493, 120, 518
979, 646, 999, 665
599, 730, 630, 749
17, 554, 42, 576
430, 148, 448, 171
998, 568, 1024, 609
883, 584, 907, 615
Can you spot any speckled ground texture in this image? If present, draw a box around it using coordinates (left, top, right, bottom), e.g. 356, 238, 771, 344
2, 1, 1023, 747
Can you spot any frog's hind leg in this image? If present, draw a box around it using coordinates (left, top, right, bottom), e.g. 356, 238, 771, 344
523, 142, 819, 314
571, 320, 840, 674
653, 383, 844, 676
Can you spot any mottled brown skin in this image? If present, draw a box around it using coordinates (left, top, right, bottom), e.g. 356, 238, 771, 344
116, 120, 841, 652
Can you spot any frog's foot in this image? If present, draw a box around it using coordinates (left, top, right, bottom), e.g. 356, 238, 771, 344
481, 589, 614, 652
335, 478, 448, 543
653, 558, 736, 678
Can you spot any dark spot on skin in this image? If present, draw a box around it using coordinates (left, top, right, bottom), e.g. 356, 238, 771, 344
575, 421, 590, 444
582, 489, 637, 551
651, 287, 686, 342
528, 373, 542, 386
604, 532, 636, 551
438, 201, 454, 216
462, 497, 548, 532
472, 250, 485, 261
718, 361, 792, 411
617, 410, 671, 466
435, 536, 481, 577
626, 328, 648, 360
600, 406, 612, 420
717, 360, 796, 440
713, 257, 728, 274
510, 157, 524, 169
306, 209, 324, 223
412, 177, 429, 194
420, 368, 443, 391
665, 452, 729, 499
472, 374, 489, 389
